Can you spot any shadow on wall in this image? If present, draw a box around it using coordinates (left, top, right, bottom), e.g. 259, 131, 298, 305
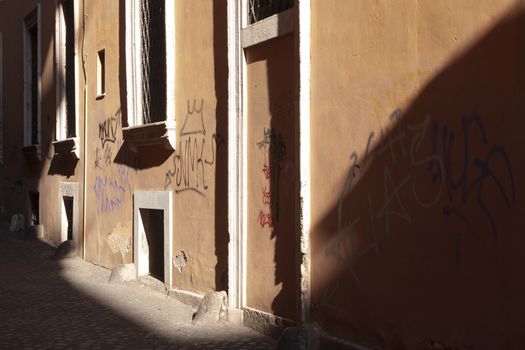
113, 141, 173, 170
312, 7, 525, 350
212, 0, 230, 292
245, 32, 298, 321
48, 153, 79, 177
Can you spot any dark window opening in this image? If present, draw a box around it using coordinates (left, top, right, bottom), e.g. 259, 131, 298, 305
63, 0, 76, 138
140, 0, 166, 124
97, 49, 105, 97
139, 208, 164, 282
248, 0, 294, 24
63, 196, 74, 241
29, 26, 38, 145
29, 191, 39, 225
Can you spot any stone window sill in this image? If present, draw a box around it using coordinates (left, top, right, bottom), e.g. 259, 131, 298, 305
52, 137, 79, 159
122, 121, 175, 152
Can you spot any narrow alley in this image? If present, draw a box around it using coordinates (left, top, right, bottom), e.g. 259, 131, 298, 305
0, 223, 276, 350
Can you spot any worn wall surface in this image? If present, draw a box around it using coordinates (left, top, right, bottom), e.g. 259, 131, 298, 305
310, 0, 525, 348
0, 0, 86, 249
170, 0, 228, 293
0, 0, 227, 294
246, 34, 298, 320
84, 0, 132, 267
82, 0, 229, 294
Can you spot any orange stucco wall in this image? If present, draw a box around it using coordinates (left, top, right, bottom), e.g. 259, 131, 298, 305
246, 34, 298, 320
82, 0, 229, 294
311, 1, 525, 348
0, 0, 228, 295
0, 0, 86, 249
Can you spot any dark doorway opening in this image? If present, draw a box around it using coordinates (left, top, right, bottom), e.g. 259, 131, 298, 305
63, 196, 73, 241
139, 208, 164, 282
29, 191, 39, 225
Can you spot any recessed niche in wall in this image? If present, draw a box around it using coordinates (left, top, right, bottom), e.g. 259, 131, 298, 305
139, 208, 164, 282
63, 196, 73, 241
134, 191, 173, 287
59, 182, 79, 244
29, 191, 39, 225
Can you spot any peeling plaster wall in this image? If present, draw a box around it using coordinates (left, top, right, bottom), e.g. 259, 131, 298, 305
310, 0, 525, 348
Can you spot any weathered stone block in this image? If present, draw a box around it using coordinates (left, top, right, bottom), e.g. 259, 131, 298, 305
109, 263, 137, 283
192, 291, 228, 324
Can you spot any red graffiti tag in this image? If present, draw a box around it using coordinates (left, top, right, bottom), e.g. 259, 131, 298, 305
258, 211, 274, 230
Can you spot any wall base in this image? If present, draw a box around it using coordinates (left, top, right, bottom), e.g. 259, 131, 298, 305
243, 307, 295, 338
167, 288, 204, 309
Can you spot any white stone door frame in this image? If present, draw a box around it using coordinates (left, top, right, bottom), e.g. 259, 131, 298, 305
133, 191, 173, 288
226, 0, 312, 323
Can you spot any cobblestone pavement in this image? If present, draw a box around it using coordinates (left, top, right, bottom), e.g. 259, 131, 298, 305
0, 224, 276, 349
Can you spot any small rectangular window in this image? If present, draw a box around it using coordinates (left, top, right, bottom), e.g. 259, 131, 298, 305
96, 49, 105, 98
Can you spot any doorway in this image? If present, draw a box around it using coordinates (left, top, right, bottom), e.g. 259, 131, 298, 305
139, 208, 164, 282
63, 196, 74, 241
133, 191, 173, 287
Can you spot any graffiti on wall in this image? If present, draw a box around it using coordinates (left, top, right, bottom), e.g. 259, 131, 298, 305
164, 99, 224, 194
93, 109, 122, 170
92, 108, 137, 213
98, 109, 121, 148
256, 128, 286, 235
323, 110, 516, 294
93, 175, 126, 213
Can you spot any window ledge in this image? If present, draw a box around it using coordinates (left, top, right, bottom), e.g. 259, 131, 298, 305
52, 137, 79, 159
241, 7, 295, 48
22, 144, 42, 162
122, 121, 175, 152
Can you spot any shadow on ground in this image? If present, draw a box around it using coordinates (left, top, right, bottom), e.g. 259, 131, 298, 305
0, 223, 275, 350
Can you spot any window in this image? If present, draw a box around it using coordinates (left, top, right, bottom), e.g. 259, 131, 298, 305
96, 49, 105, 98
55, 0, 77, 141
0, 32, 3, 164
140, 0, 166, 124
125, 0, 175, 149
241, 0, 295, 48
23, 7, 41, 147
248, 0, 294, 24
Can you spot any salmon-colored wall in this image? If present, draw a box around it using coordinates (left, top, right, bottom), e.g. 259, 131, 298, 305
0, 0, 85, 248
246, 34, 298, 320
311, 1, 525, 348
0, 0, 228, 295
82, 0, 229, 294
171, 0, 228, 293
84, 0, 131, 267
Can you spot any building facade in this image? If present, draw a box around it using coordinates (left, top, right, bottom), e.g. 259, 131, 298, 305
1, 0, 524, 349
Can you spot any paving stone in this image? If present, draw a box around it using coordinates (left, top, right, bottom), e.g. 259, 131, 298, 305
0, 223, 276, 349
